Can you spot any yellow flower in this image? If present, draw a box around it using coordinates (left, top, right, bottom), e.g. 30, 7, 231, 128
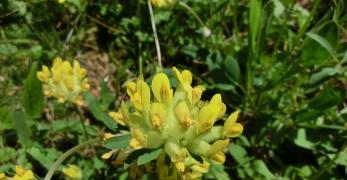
62, 165, 82, 180
13, 166, 35, 180
151, 0, 176, 8
37, 57, 90, 106
0, 173, 7, 180
108, 67, 243, 179
58, 0, 65, 3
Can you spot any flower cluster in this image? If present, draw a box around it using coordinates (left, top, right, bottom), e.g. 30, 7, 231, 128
62, 164, 82, 180
108, 67, 243, 179
151, 0, 176, 8
37, 57, 90, 106
0, 166, 35, 180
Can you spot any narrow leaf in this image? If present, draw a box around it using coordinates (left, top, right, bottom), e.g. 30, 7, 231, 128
137, 148, 162, 165
104, 134, 131, 149
23, 62, 44, 118
309, 88, 344, 110
13, 110, 31, 147
250, 0, 262, 52
84, 92, 117, 129
306, 32, 338, 61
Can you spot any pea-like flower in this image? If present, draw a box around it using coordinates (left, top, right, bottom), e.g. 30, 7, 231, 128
151, 0, 176, 8
62, 164, 82, 180
0, 173, 7, 180
13, 166, 35, 180
109, 67, 243, 179
37, 57, 90, 106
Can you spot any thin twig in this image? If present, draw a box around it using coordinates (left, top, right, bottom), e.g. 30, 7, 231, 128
147, 0, 163, 68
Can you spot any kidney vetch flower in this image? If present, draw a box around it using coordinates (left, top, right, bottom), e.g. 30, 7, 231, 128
151, 0, 176, 8
37, 57, 90, 106
108, 67, 243, 179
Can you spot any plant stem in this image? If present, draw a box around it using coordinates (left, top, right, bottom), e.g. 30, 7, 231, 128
137, 0, 143, 74
178, 1, 206, 28
289, 0, 321, 58
77, 107, 89, 141
147, 0, 162, 69
311, 143, 346, 180
44, 138, 101, 180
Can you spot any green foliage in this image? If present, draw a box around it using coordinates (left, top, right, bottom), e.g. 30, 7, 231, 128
13, 110, 32, 148
23, 62, 44, 118
1, 0, 347, 179
137, 148, 162, 166
104, 134, 131, 149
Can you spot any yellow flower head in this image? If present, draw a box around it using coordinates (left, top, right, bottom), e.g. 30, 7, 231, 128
37, 57, 90, 106
13, 166, 35, 180
62, 164, 82, 180
0, 173, 7, 180
151, 0, 176, 8
108, 67, 243, 179
58, 0, 65, 3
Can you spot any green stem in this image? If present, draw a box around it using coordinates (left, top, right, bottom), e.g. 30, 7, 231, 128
44, 138, 101, 180
77, 107, 89, 141
311, 143, 347, 180
147, 0, 163, 69
178, 1, 206, 28
289, 0, 321, 57
137, 0, 143, 74
271, 1, 296, 57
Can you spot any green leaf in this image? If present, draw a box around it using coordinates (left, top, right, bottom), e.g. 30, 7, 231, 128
301, 22, 339, 67
307, 67, 339, 86
100, 81, 115, 109
125, 149, 149, 166
309, 88, 344, 110
228, 144, 248, 164
84, 92, 117, 130
23, 62, 44, 118
342, 51, 347, 64
13, 110, 32, 147
306, 32, 338, 61
27, 146, 61, 170
137, 148, 162, 166
104, 134, 131, 149
335, 148, 347, 166
250, 0, 262, 52
271, 0, 285, 18
294, 128, 314, 150
224, 55, 240, 82
293, 109, 323, 122
0, 106, 13, 130
210, 164, 230, 180
51, 119, 81, 132
253, 160, 275, 179
0, 147, 16, 163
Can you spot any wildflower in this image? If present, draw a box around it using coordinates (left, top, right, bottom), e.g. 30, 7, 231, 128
151, 0, 176, 8
13, 166, 35, 180
0, 173, 7, 180
62, 165, 82, 180
37, 57, 90, 106
58, 0, 65, 4
109, 67, 243, 179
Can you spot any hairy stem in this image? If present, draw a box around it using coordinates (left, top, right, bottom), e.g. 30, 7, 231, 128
147, 0, 162, 68
44, 138, 101, 180
178, 1, 206, 28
